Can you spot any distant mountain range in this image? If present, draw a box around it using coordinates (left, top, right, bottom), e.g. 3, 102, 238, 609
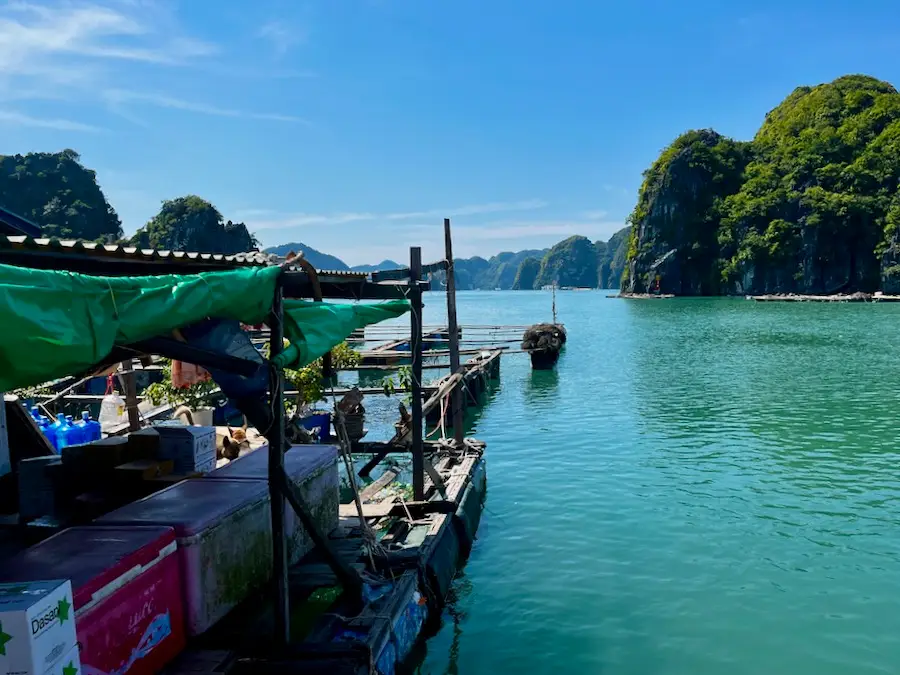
262, 242, 399, 273
430, 227, 630, 290
264, 227, 630, 290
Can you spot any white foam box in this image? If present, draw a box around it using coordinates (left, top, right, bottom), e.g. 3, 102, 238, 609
154, 426, 216, 474
44, 644, 79, 675
0, 580, 76, 675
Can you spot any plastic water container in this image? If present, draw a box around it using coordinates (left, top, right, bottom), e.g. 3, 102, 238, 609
65, 415, 82, 445
30, 406, 56, 449
76, 411, 102, 442
54, 414, 75, 449
98, 390, 126, 433
47, 413, 64, 448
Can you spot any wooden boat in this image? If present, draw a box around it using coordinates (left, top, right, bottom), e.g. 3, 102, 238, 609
522, 323, 566, 370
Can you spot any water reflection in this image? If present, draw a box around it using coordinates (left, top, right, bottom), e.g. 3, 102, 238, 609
410, 574, 473, 675
524, 368, 559, 403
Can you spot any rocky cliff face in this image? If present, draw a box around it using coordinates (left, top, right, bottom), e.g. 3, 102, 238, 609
598, 227, 630, 288
626, 75, 900, 295
624, 130, 748, 294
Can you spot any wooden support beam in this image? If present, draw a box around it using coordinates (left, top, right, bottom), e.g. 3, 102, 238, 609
268, 286, 290, 646
423, 456, 447, 498
358, 469, 398, 502
356, 447, 393, 478
409, 246, 424, 501
443, 218, 465, 448
119, 360, 141, 432
422, 371, 464, 417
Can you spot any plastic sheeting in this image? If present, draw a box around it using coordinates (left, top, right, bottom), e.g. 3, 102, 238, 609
276, 299, 410, 370
0, 262, 409, 392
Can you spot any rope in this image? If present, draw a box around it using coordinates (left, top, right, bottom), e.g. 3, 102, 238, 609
330, 384, 388, 571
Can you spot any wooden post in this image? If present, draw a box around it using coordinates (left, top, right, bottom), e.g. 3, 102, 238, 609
268, 284, 290, 645
409, 247, 425, 501
443, 218, 465, 448
120, 361, 141, 432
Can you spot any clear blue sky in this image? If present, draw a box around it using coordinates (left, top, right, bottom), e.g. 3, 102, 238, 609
2, 0, 897, 264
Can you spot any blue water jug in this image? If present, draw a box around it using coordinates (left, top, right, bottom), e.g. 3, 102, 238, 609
65, 415, 82, 446
46, 414, 64, 451
77, 411, 102, 442
54, 414, 73, 449
30, 406, 56, 450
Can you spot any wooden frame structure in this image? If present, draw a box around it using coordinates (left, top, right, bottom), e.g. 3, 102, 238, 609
0, 224, 474, 648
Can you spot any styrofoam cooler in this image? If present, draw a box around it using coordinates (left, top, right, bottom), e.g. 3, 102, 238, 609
94, 479, 272, 636
0, 526, 185, 675
205, 444, 339, 562
153, 425, 216, 474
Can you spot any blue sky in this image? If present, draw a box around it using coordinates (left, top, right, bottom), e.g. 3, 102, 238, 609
1, 0, 898, 264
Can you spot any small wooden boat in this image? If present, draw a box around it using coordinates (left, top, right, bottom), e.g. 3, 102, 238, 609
522, 323, 567, 370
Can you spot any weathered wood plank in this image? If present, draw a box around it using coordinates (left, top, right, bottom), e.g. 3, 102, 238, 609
338, 499, 457, 519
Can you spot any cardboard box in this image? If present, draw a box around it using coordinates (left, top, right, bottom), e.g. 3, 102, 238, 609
0, 580, 76, 675
154, 426, 216, 474
44, 644, 79, 675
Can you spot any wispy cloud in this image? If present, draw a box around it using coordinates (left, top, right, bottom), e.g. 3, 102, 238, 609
581, 209, 609, 220
241, 199, 549, 230
256, 20, 306, 57
102, 89, 310, 125
0, 109, 101, 132
0, 2, 216, 78
0, 0, 221, 131
439, 218, 626, 241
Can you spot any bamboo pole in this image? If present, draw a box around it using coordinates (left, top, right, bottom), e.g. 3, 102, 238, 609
409, 246, 425, 500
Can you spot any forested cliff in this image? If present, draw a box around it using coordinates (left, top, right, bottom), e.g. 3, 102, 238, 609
625, 75, 900, 295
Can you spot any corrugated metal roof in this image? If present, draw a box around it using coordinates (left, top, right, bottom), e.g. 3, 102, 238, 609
0, 235, 374, 280
0, 235, 275, 266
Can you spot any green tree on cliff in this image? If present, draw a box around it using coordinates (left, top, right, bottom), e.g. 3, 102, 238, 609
0, 150, 122, 241
534, 235, 599, 288
132, 195, 257, 253
626, 74, 900, 295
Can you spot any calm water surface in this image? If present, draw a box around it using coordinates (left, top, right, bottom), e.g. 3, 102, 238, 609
370, 291, 900, 675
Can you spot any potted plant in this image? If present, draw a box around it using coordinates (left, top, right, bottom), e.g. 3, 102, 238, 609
283, 342, 361, 441
143, 359, 219, 426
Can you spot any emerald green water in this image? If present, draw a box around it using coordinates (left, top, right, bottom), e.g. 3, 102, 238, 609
407, 291, 900, 675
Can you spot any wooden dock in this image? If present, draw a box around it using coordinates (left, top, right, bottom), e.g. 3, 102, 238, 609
358, 327, 457, 366
165, 442, 487, 675
424, 349, 502, 427
748, 291, 900, 302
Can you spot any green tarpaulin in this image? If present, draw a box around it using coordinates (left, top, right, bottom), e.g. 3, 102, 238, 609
0, 263, 409, 392
278, 299, 410, 370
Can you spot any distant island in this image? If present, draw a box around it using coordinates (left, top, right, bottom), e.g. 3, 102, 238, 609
624, 74, 900, 296
266, 233, 629, 290
0, 149, 627, 290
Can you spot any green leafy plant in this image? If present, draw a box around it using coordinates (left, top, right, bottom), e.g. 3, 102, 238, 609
279, 341, 361, 409
380, 365, 414, 403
